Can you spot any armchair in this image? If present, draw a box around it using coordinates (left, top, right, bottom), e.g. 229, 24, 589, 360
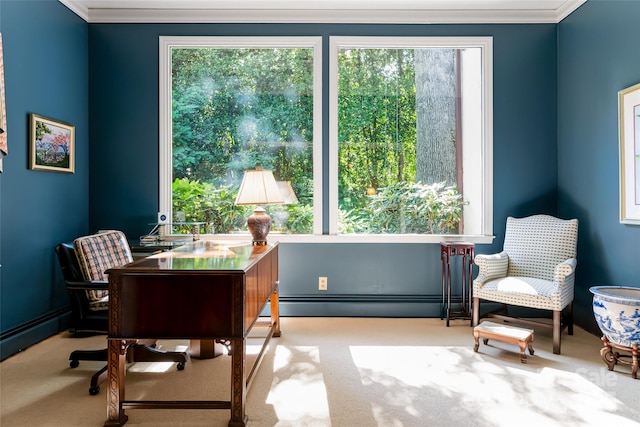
472, 215, 578, 354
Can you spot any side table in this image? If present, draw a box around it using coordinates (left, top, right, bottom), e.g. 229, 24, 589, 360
440, 241, 474, 326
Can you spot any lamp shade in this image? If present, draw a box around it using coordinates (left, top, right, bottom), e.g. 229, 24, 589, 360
234, 165, 284, 206
276, 181, 299, 205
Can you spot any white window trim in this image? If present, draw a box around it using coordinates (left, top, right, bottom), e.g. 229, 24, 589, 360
329, 36, 494, 243
159, 36, 323, 236
159, 36, 494, 244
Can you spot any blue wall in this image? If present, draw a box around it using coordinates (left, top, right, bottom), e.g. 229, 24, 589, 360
0, 0, 89, 359
88, 22, 559, 318
1, 0, 637, 360
557, 0, 640, 334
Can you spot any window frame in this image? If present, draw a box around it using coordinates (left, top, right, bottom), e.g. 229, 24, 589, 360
329, 36, 494, 243
159, 35, 494, 244
159, 36, 324, 237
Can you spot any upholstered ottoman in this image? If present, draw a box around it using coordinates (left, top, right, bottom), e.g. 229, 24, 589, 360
474, 321, 535, 363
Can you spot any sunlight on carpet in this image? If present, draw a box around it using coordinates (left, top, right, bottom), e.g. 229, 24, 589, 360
238, 326, 640, 427
128, 344, 190, 373
266, 346, 331, 423
346, 346, 636, 427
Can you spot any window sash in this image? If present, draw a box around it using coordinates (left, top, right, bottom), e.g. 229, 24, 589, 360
159, 36, 493, 243
329, 36, 493, 239
159, 36, 323, 236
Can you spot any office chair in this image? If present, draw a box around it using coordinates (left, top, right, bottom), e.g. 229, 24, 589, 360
56, 231, 188, 395
472, 214, 579, 354
55, 242, 109, 395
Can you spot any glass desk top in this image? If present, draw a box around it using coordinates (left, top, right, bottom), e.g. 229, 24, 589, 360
125, 240, 275, 271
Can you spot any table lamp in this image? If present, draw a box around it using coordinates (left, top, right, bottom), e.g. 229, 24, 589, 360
235, 164, 284, 245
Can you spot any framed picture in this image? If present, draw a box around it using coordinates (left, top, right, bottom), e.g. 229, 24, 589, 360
0, 33, 6, 173
619, 82, 640, 225
29, 114, 75, 173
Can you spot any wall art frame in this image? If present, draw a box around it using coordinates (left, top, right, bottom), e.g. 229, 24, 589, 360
0, 33, 7, 173
619, 82, 640, 224
29, 113, 75, 174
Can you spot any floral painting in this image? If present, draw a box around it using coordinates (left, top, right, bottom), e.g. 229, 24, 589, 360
29, 114, 74, 173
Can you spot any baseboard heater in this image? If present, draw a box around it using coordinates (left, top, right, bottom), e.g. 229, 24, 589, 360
0, 308, 71, 361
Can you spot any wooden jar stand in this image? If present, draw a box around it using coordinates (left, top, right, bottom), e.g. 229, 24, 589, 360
600, 336, 638, 379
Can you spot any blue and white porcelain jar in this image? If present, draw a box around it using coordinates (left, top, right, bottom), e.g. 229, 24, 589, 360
590, 286, 640, 348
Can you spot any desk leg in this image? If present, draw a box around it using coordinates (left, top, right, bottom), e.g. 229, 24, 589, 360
104, 339, 130, 427
229, 338, 248, 427
271, 282, 281, 337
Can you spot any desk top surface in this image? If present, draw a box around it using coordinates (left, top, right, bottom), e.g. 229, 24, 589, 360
116, 240, 277, 272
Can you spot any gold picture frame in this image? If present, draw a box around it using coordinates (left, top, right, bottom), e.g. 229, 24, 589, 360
29, 114, 75, 173
619, 82, 640, 225
0, 33, 7, 173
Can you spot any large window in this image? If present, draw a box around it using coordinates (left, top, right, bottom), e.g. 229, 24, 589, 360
160, 36, 493, 243
330, 37, 492, 240
159, 37, 322, 236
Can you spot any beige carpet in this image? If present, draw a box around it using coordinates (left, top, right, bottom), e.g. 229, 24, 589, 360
1, 317, 639, 427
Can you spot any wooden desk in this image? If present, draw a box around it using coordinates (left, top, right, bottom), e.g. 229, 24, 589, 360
104, 241, 280, 427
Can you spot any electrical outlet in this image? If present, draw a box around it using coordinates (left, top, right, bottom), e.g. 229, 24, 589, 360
318, 276, 328, 291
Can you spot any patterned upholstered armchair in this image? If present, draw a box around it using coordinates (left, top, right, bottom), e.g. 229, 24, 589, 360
472, 215, 579, 354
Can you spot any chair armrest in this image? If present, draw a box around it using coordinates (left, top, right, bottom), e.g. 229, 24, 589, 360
66, 280, 109, 292
554, 258, 577, 286
474, 251, 509, 286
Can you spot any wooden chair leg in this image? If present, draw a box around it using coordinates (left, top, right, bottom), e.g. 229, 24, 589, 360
553, 310, 561, 355
472, 297, 480, 326
567, 302, 574, 335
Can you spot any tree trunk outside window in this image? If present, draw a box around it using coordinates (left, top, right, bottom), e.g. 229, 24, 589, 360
415, 48, 457, 187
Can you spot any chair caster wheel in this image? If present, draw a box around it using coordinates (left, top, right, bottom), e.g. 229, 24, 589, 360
70, 360, 79, 368
177, 362, 185, 371
89, 386, 100, 395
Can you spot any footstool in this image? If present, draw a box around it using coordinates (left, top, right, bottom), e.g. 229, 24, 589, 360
473, 321, 535, 363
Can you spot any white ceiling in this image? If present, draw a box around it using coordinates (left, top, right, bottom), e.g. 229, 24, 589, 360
59, 0, 587, 24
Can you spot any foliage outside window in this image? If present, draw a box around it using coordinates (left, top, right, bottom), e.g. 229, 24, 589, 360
160, 36, 493, 242
162, 37, 320, 236
330, 37, 492, 238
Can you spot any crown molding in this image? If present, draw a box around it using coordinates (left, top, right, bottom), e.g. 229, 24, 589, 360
59, 0, 587, 24
555, 0, 587, 21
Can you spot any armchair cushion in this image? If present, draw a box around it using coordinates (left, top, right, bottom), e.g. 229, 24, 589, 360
73, 231, 133, 312
475, 276, 574, 311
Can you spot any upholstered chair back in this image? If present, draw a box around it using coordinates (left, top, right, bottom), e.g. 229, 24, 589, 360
73, 230, 133, 311
503, 215, 578, 282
